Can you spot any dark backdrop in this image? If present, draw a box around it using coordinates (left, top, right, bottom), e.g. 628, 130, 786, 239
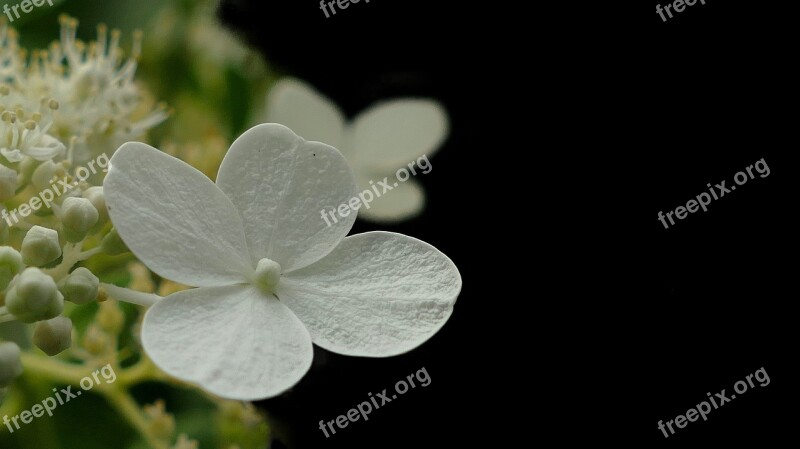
649, 0, 796, 445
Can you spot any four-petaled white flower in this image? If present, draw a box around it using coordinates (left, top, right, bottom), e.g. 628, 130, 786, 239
266, 78, 449, 222
104, 124, 461, 400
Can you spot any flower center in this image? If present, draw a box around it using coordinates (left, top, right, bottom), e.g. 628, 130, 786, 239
253, 258, 281, 293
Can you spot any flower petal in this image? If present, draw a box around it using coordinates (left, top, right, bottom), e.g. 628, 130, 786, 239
265, 78, 346, 151
104, 142, 251, 287
356, 176, 425, 222
349, 99, 449, 172
0, 148, 22, 163
277, 231, 461, 357
26, 135, 66, 161
142, 285, 313, 400
216, 124, 357, 271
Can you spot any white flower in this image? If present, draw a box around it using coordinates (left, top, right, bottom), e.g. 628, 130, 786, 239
0, 17, 167, 164
49, 17, 168, 163
0, 93, 65, 163
266, 78, 449, 222
104, 124, 461, 400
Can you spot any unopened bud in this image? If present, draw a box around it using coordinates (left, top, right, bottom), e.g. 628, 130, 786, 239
0, 211, 7, 244
172, 434, 198, 449
59, 267, 99, 305
33, 316, 73, 356
0, 246, 23, 290
21, 226, 62, 267
101, 228, 129, 255
82, 324, 108, 355
31, 160, 60, 191
0, 342, 23, 387
61, 197, 99, 242
19, 156, 37, 184
82, 186, 108, 228
5, 267, 64, 323
0, 164, 17, 202
97, 300, 124, 335
144, 400, 176, 440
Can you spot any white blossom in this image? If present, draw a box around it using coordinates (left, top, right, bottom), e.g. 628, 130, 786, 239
104, 124, 461, 400
266, 78, 449, 222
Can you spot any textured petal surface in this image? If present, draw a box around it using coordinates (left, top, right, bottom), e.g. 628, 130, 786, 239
142, 285, 313, 400
350, 99, 449, 171
104, 142, 251, 287
277, 231, 461, 357
216, 124, 357, 271
356, 175, 425, 222
265, 78, 346, 150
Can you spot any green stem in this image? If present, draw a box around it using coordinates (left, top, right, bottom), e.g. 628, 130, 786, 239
19, 352, 90, 385
117, 357, 167, 389
101, 283, 162, 307
42, 242, 83, 281
20, 352, 171, 449
77, 246, 103, 260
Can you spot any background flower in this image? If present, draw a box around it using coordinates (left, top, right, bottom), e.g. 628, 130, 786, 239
266, 78, 449, 222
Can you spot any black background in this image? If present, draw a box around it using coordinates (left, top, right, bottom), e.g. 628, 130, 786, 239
215, 0, 800, 446
649, 0, 796, 445
219, 1, 506, 448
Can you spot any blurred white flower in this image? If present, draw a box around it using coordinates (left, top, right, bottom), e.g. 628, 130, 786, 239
104, 124, 461, 400
0, 16, 167, 164
266, 78, 449, 222
0, 98, 65, 162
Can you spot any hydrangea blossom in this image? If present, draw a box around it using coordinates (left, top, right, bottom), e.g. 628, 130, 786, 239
266, 78, 449, 222
104, 123, 461, 400
0, 16, 168, 164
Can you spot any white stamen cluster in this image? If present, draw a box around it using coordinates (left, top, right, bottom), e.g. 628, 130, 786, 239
0, 15, 167, 164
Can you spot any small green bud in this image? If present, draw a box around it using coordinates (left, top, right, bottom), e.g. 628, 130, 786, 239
5, 267, 64, 323
21, 226, 62, 266
58, 267, 99, 305
19, 156, 38, 183
172, 435, 198, 449
33, 316, 73, 356
0, 342, 23, 387
97, 300, 124, 335
82, 186, 108, 229
0, 211, 8, 244
144, 400, 176, 441
61, 197, 99, 242
0, 164, 17, 202
82, 324, 108, 355
31, 160, 61, 191
100, 228, 129, 255
0, 246, 23, 290
56, 185, 82, 204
